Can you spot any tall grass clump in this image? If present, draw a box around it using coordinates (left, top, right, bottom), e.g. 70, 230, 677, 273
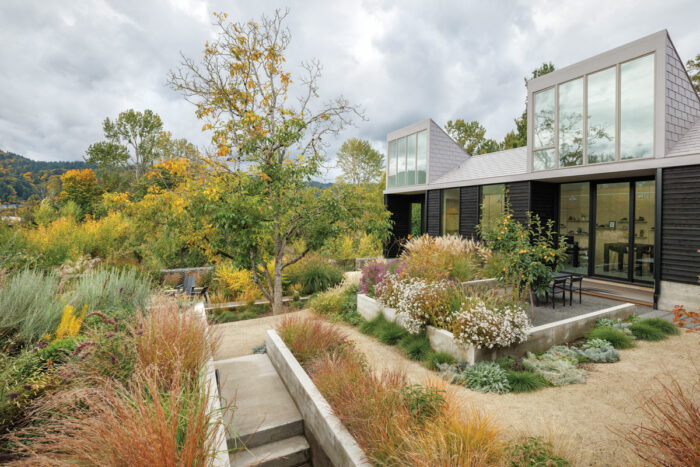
10, 367, 224, 466
630, 322, 667, 341
70, 268, 151, 312
0, 269, 63, 345
277, 316, 352, 366
619, 375, 699, 466
637, 318, 680, 336
284, 254, 343, 295
133, 299, 218, 388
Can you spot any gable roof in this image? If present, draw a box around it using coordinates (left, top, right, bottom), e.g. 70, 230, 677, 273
667, 117, 700, 156
432, 146, 527, 185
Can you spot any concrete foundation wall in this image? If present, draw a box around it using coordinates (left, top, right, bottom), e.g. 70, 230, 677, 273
658, 280, 700, 312
265, 330, 370, 467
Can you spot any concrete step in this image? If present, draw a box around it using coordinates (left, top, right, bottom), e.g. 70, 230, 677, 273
216, 354, 303, 449
230, 435, 310, 467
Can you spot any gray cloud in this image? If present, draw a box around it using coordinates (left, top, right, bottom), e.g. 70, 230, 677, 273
1, 0, 699, 181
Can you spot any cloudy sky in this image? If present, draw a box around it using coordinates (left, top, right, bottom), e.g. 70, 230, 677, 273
1, 0, 699, 180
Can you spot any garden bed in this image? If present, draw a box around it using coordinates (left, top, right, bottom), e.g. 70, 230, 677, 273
357, 293, 636, 363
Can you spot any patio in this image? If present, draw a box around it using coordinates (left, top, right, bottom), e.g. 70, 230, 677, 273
530, 294, 653, 327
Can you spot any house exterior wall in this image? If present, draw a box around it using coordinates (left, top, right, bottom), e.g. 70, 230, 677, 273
427, 120, 470, 183
459, 186, 479, 239
665, 36, 700, 153
426, 190, 441, 237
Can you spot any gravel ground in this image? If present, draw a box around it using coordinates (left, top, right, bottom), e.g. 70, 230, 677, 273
215, 311, 699, 466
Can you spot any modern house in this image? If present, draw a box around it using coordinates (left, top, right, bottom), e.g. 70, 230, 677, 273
383, 30, 700, 311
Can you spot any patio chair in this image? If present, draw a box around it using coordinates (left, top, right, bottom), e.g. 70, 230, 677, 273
177, 275, 197, 297
563, 274, 583, 306
549, 276, 568, 309
197, 286, 210, 303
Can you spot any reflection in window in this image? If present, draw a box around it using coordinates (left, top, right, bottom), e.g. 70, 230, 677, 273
534, 149, 555, 171
442, 188, 460, 235
406, 133, 416, 185
388, 130, 428, 187
633, 181, 655, 282
481, 184, 505, 226
416, 130, 427, 184
397, 137, 406, 186
621, 54, 654, 159
387, 140, 396, 188
587, 67, 616, 163
558, 78, 584, 167
559, 182, 589, 275
534, 88, 555, 149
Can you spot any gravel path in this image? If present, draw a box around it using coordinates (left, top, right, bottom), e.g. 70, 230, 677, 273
215, 311, 699, 466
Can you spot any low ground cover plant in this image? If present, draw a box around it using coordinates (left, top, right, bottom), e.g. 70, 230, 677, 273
508, 436, 570, 467
277, 316, 507, 465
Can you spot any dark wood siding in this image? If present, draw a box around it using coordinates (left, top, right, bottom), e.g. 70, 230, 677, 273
661, 165, 700, 284
507, 181, 530, 226
459, 186, 480, 239
530, 182, 558, 226
427, 190, 441, 237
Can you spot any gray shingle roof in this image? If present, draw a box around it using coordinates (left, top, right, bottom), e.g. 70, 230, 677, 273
432, 146, 528, 185
667, 117, 700, 157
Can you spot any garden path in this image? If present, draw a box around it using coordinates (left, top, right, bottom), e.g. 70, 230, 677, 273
331, 320, 699, 466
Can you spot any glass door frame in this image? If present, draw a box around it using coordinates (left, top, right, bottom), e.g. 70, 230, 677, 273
587, 176, 655, 285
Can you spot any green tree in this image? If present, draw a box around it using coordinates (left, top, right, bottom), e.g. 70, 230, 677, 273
85, 109, 164, 181
336, 138, 384, 184
687, 53, 700, 93
59, 168, 103, 217
446, 119, 502, 155
169, 10, 370, 314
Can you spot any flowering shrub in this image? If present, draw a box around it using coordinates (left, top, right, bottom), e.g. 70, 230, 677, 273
214, 263, 261, 302
358, 260, 389, 296
451, 296, 530, 349
400, 234, 489, 283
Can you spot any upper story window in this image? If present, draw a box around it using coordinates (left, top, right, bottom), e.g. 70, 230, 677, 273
532, 53, 655, 171
387, 130, 427, 188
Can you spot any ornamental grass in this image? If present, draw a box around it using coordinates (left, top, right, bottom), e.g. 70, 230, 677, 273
278, 316, 506, 466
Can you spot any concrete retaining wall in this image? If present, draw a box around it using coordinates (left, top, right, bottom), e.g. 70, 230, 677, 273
193, 303, 231, 467
461, 278, 499, 291
357, 294, 637, 363
265, 330, 370, 467
658, 280, 700, 312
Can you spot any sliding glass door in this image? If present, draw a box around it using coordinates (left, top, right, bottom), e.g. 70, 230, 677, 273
594, 182, 631, 279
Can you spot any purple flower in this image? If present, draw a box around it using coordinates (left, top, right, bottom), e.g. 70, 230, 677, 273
23, 384, 32, 390
110, 355, 117, 365
104, 332, 115, 339
7, 393, 19, 400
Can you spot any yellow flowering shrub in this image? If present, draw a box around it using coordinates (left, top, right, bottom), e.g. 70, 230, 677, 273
214, 264, 261, 302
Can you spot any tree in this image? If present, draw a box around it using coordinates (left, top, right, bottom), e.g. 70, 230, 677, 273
85, 109, 164, 180
168, 10, 368, 314
59, 169, 102, 216
336, 138, 384, 184
445, 119, 502, 155
687, 53, 700, 93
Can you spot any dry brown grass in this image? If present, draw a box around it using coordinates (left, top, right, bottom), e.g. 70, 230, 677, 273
617, 373, 700, 467
133, 299, 219, 388
9, 367, 224, 467
276, 315, 352, 366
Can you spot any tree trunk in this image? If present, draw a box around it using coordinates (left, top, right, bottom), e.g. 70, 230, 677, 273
272, 256, 284, 315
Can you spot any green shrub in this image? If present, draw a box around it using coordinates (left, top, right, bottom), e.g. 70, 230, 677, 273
495, 355, 516, 371
636, 318, 680, 336
578, 338, 619, 363
359, 314, 385, 336
308, 288, 345, 315
398, 333, 432, 361
630, 322, 667, 341
521, 352, 586, 386
462, 362, 510, 394
507, 370, 546, 393
508, 436, 570, 466
285, 256, 343, 295
586, 327, 635, 349
0, 269, 63, 345
426, 351, 455, 370
377, 320, 408, 345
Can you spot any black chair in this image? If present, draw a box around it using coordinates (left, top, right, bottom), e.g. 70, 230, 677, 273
563, 274, 583, 305
549, 276, 568, 309
197, 286, 210, 303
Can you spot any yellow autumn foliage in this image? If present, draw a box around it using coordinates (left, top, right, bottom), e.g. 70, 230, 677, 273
214, 263, 261, 302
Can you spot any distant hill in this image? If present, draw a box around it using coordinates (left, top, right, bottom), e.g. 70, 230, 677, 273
0, 150, 89, 203
308, 180, 333, 190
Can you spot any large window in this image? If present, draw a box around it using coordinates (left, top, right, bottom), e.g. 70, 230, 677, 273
559, 182, 590, 275
621, 54, 655, 159
558, 78, 584, 167
480, 184, 505, 226
441, 188, 459, 235
387, 129, 428, 188
532, 53, 655, 171
587, 67, 617, 163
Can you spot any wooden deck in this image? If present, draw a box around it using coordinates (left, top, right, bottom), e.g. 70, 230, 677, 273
581, 278, 654, 307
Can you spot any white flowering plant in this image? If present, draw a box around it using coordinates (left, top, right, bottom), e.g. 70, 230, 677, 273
451, 296, 530, 349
